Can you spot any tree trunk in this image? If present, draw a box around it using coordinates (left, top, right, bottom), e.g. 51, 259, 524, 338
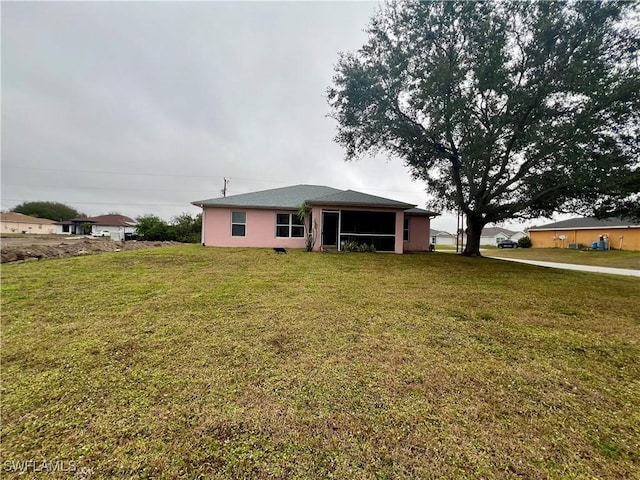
462, 216, 484, 257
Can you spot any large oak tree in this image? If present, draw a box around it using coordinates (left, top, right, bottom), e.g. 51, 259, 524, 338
328, 0, 639, 256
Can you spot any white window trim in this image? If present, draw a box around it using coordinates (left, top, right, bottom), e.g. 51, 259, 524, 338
231, 211, 246, 237
276, 213, 304, 238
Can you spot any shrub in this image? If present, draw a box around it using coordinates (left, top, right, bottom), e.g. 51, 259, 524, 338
518, 236, 532, 248
135, 213, 202, 243
136, 215, 172, 241
342, 241, 376, 253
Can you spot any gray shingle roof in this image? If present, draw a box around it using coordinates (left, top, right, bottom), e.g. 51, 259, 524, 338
305, 190, 415, 209
482, 227, 517, 237
529, 217, 639, 230
405, 207, 439, 216
192, 185, 342, 209
430, 229, 453, 237
192, 184, 424, 211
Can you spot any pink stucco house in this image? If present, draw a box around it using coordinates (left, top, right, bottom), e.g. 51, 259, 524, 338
192, 185, 437, 253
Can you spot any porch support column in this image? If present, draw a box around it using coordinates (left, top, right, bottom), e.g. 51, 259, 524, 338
395, 210, 404, 254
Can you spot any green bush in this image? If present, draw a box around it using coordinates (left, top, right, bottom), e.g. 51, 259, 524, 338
518, 236, 532, 248
342, 241, 376, 253
135, 213, 202, 243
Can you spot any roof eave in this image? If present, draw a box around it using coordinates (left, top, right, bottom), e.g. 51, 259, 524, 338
530, 225, 639, 231
306, 200, 416, 209
194, 203, 298, 210
405, 211, 440, 217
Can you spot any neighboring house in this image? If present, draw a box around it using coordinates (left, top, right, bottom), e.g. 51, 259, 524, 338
528, 217, 640, 251
428, 226, 525, 248
1, 212, 57, 234
56, 214, 137, 239
192, 184, 438, 253
430, 229, 456, 246
480, 227, 526, 246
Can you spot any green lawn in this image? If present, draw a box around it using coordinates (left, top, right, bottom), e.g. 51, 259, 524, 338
2, 246, 639, 479
488, 247, 640, 270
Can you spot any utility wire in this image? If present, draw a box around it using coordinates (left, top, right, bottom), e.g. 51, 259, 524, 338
2, 165, 427, 195
2, 165, 226, 179
1, 198, 197, 208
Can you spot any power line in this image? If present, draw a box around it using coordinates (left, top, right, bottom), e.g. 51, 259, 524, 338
1, 182, 216, 193
2, 165, 226, 179
2, 165, 428, 196
1, 198, 196, 208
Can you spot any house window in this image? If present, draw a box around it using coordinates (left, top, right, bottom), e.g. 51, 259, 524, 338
276, 213, 304, 238
403, 218, 410, 242
231, 212, 246, 237
496, 236, 505, 244
62, 225, 70, 233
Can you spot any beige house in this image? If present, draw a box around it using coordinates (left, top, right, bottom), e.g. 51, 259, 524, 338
529, 217, 640, 251
1, 212, 57, 234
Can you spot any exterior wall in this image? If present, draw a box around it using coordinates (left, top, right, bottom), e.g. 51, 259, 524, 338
480, 234, 502, 246
91, 225, 137, 236
203, 207, 307, 248
432, 234, 455, 246
529, 227, 640, 251
202, 205, 425, 254
1, 220, 56, 234
405, 216, 431, 251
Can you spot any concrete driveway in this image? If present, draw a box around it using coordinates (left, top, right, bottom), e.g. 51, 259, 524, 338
487, 256, 640, 277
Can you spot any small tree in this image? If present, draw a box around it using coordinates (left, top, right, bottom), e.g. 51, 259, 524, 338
170, 213, 202, 243
136, 215, 172, 241
80, 223, 93, 235
298, 203, 314, 251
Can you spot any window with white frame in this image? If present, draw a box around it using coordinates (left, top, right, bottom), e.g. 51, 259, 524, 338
403, 218, 410, 241
276, 213, 304, 238
231, 211, 246, 237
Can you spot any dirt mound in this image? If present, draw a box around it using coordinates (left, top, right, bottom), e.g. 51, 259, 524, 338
1, 239, 179, 264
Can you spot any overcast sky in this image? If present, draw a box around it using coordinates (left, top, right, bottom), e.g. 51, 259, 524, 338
2, 1, 539, 233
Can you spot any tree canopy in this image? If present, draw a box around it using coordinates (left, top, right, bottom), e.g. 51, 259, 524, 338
328, 0, 640, 255
12, 201, 84, 221
136, 213, 202, 243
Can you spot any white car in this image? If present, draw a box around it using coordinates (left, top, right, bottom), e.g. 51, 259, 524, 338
92, 230, 111, 237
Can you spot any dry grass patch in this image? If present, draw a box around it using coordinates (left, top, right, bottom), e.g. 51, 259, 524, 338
2, 246, 639, 479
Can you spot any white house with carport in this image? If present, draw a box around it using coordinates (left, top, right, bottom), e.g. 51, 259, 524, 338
480, 227, 526, 246
55, 214, 137, 239
430, 229, 456, 246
